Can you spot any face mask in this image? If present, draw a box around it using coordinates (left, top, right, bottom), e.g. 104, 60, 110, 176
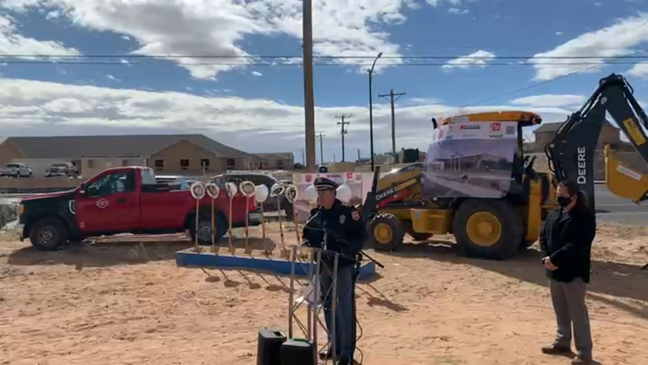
557, 196, 572, 207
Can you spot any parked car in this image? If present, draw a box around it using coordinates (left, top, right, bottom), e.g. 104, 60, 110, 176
45, 162, 79, 178
213, 171, 294, 218
16, 166, 259, 251
0, 163, 32, 178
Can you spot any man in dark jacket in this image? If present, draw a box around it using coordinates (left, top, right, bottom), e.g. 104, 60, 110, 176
539, 179, 596, 365
302, 177, 365, 365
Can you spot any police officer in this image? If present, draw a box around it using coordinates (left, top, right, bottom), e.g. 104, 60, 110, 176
302, 177, 365, 365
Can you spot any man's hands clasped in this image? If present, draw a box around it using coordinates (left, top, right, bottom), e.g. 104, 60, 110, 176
543, 256, 558, 271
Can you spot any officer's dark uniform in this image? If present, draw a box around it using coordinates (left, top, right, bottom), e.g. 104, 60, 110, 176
302, 177, 365, 365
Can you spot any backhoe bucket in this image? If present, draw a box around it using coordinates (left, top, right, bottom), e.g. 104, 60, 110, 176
603, 145, 648, 203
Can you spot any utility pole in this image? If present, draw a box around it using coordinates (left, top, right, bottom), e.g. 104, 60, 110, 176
335, 114, 352, 162
303, 0, 316, 171
379, 89, 406, 163
317, 132, 326, 165
301, 148, 305, 165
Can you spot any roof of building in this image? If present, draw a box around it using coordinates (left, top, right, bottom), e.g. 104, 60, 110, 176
253, 152, 295, 160
2, 134, 251, 159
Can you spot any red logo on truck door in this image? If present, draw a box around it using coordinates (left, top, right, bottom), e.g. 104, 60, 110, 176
490, 122, 501, 132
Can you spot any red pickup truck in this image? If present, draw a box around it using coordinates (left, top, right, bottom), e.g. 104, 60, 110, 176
17, 166, 260, 251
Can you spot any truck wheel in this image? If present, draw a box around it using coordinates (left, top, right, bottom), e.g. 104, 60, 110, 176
189, 213, 227, 246
452, 199, 522, 260
29, 217, 69, 251
368, 213, 405, 252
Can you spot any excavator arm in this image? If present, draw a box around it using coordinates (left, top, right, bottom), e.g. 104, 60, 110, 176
545, 73, 648, 212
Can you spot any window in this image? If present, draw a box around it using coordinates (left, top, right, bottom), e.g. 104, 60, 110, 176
180, 159, 189, 170
226, 158, 236, 169
141, 169, 157, 185
276, 160, 284, 169
201, 159, 210, 170
86, 171, 135, 197
154, 159, 164, 170
122, 160, 129, 167
87, 160, 95, 169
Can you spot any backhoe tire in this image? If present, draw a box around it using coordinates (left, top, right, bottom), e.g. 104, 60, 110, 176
29, 217, 69, 251
452, 199, 523, 260
368, 213, 405, 252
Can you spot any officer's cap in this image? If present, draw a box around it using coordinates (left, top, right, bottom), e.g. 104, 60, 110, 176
313, 177, 338, 192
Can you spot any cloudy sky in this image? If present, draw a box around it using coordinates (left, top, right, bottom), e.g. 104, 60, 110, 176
0, 0, 647, 163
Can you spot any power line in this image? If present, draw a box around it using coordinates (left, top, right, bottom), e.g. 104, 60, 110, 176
1, 60, 647, 67
335, 114, 352, 162
2, 53, 648, 60
379, 90, 406, 163
453, 19, 648, 110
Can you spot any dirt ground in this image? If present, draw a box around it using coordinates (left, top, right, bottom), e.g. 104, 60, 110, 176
1, 223, 647, 365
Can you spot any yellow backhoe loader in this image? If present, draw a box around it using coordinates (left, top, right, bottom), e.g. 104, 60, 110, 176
366, 73, 648, 260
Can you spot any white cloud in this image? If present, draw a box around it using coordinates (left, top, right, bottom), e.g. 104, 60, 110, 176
251, 71, 263, 77
448, 8, 469, 15
0, 0, 41, 10
442, 50, 495, 71
555, 31, 563, 35
426, 0, 461, 6
45, 10, 61, 20
0, 14, 79, 58
105, 74, 120, 82
529, 14, 648, 81
510, 94, 586, 108
0, 77, 574, 156
627, 61, 648, 79
10, 0, 414, 79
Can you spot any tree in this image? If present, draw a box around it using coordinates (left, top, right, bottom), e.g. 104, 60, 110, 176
293, 163, 305, 170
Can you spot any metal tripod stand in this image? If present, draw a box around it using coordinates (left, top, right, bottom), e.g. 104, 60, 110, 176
288, 245, 345, 364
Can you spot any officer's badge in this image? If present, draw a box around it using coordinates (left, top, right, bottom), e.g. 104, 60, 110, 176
339, 215, 346, 224
351, 211, 360, 221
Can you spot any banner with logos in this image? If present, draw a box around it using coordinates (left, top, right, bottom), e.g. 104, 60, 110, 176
424, 121, 518, 199
292, 172, 375, 222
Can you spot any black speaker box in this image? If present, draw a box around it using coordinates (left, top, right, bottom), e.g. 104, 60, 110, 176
280, 339, 316, 365
256, 329, 286, 365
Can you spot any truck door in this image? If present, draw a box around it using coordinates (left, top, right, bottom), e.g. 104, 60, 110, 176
75, 170, 139, 233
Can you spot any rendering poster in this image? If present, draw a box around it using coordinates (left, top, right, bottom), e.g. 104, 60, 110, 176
422, 121, 519, 199
291, 172, 374, 222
